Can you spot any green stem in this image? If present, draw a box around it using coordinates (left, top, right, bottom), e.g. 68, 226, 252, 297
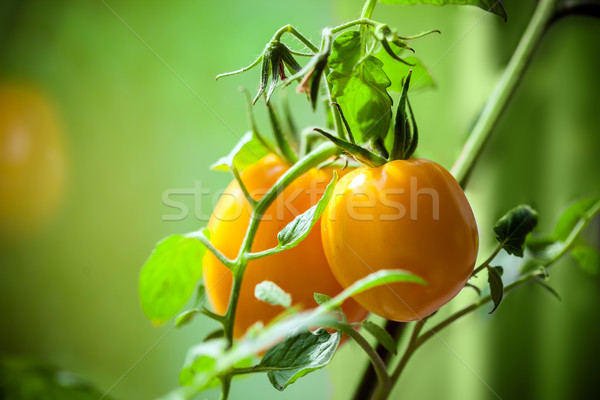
451, 0, 559, 184
267, 103, 299, 164
361, 0, 378, 19
329, 18, 379, 34
222, 143, 340, 348
230, 165, 257, 209
272, 24, 320, 53
335, 324, 391, 394
382, 320, 424, 400
187, 231, 234, 270
416, 272, 538, 347
471, 243, 503, 276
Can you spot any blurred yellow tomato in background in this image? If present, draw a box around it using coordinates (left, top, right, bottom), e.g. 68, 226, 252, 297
0, 84, 66, 237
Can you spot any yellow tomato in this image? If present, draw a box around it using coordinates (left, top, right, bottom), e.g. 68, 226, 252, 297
203, 154, 367, 338
0, 84, 66, 237
321, 158, 478, 321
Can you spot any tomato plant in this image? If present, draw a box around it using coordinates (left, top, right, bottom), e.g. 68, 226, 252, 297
204, 154, 367, 338
321, 158, 478, 321
137, 1, 600, 399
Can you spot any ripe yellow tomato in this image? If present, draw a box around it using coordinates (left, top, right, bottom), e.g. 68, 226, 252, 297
203, 154, 367, 338
0, 84, 66, 237
321, 158, 478, 321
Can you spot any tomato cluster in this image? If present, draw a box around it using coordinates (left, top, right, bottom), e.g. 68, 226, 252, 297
203, 155, 367, 338
204, 153, 478, 334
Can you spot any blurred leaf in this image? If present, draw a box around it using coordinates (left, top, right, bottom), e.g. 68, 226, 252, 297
313, 293, 332, 305
175, 285, 208, 328
204, 329, 225, 341
328, 269, 427, 309
571, 246, 600, 277
276, 173, 337, 251
362, 320, 397, 355
259, 328, 341, 391
255, 281, 293, 308
554, 197, 600, 242
0, 355, 111, 400
211, 131, 270, 172
328, 31, 392, 142
176, 309, 200, 328
494, 205, 538, 257
487, 266, 504, 314
139, 234, 207, 325
179, 340, 227, 387
375, 44, 434, 93
534, 278, 562, 301
378, 0, 507, 21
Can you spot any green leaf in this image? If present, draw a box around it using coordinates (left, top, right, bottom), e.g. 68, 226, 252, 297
259, 328, 341, 391
571, 246, 600, 277
328, 31, 392, 142
362, 321, 397, 355
487, 266, 504, 314
327, 269, 427, 309
0, 355, 113, 400
494, 205, 538, 257
179, 339, 227, 387
313, 293, 332, 305
378, 0, 507, 21
139, 234, 207, 325
255, 281, 293, 308
211, 131, 270, 172
375, 44, 434, 93
175, 309, 200, 328
276, 173, 338, 250
204, 329, 225, 341
554, 197, 600, 242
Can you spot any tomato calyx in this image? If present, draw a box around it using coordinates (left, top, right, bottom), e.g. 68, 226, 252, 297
313, 69, 419, 168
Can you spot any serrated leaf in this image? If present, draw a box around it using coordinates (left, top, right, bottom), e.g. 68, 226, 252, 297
328, 31, 392, 142
375, 44, 434, 93
259, 328, 341, 391
211, 131, 270, 172
139, 234, 207, 326
362, 321, 397, 355
494, 205, 538, 257
571, 246, 600, 277
487, 266, 504, 314
255, 281, 292, 308
378, 0, 507, 21
554, 197, 600, 242
276, 173, 337, 250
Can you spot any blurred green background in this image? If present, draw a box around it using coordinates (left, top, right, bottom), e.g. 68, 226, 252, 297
1, 0, 599, 399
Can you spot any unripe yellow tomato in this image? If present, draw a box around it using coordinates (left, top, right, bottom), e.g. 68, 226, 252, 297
321, 158, 478, 321
0, 84, 66, 237
203, 154, 367, 338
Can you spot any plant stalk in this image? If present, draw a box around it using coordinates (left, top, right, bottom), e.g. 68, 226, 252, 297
451, 0, 559, 184
222, 143, 340, 349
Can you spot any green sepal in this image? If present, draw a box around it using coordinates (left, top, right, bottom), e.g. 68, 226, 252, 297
314, 128, 387, 167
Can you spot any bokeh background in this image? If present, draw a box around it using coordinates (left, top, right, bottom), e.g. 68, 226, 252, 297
1, 0, 599, 399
